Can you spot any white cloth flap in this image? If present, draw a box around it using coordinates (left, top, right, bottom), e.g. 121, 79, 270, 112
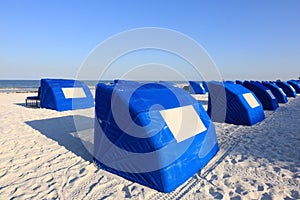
243, 93, 260, 108
62, 87, 87, 99
159, 105, 207, 142
279, 88, 286, 96
266, 90, 276, 99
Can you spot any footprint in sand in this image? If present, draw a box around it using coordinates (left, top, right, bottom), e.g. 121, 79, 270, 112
209, 187, 223, 199
273, 166, 280, 173
122, 185, 132, 198
290, 190, 300, 199
79, 168, 85, 174
261, 192, 272, 200
223, 173, 231, 179
230, 196, 242, 200
31, 183, 40, 191
232, 159, 238, 165
258, 185, 264, 191
47, 188, 58, 199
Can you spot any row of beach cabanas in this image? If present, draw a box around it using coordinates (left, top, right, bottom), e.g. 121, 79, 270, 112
189, 79, 299, 125
26, 79, 220, 192
26, 78, 299, 193
192, 79, 299, 125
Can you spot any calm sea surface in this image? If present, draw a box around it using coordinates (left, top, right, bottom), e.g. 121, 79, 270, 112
0, 80, 104, 93
0, 80, 187, 93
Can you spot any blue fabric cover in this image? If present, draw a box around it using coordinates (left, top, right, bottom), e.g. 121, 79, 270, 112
225, 80, 235, 84
275, 81, 297, 97
94, 81, 218, 192
242, 81, 279, 110
207, 81, 265, 125
189, 81, 206, 94
236, 80, 243, 84
262, 82, 288, 103
287, 80, 300, 93
202, 81, 209, 92
40, 79, 94, 111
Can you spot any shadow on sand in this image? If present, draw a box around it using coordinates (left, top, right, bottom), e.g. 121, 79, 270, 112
25, 115, 94, 162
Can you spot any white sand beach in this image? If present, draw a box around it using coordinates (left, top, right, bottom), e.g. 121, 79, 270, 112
0, 92, 299, 199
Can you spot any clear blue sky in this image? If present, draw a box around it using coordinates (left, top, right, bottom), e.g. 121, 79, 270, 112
0, 0, 299, 80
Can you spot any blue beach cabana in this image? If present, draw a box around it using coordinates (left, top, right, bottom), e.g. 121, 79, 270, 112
225, 80, 235, 84
262, 82, 288, 103
287, 80, 300, 93
189, 81, 206, 94
242, 81, 278, 110
275, 81, 297, 97
40, 79, 94, 111
94, 81, 218, 192
207, 81, 265, 125
236, 80, 243, 85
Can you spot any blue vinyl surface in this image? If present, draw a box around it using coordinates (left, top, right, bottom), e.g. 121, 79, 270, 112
287, 80, 300, 93
94, 80, 218, 192
189, 81, 206, 94
275, 81, 297, 97
262, 81, 288, 103
207, 81, 265, 125
243, 81, 279, 110
40, 79, 94, 111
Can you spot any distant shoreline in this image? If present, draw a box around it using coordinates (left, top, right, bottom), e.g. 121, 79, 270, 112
0, 80, 189, 93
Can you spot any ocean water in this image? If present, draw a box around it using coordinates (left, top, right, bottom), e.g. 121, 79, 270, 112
0, 80, 105, 93
0, 80, 40, 93
0, 80, 188, 93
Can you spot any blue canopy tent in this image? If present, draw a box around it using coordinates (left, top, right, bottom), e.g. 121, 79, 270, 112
189, 81, 206, 94
291, 80, 300, 84
287, 80, 300, 93
242, 81, 278, 110
225, 80, 235, 84
262, 82, 288, 103
236, 80, 243, 85
94, 81, 218, 192
40, 79, 94, 111
275, 81, 297, 97
207, 81, 265, 125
